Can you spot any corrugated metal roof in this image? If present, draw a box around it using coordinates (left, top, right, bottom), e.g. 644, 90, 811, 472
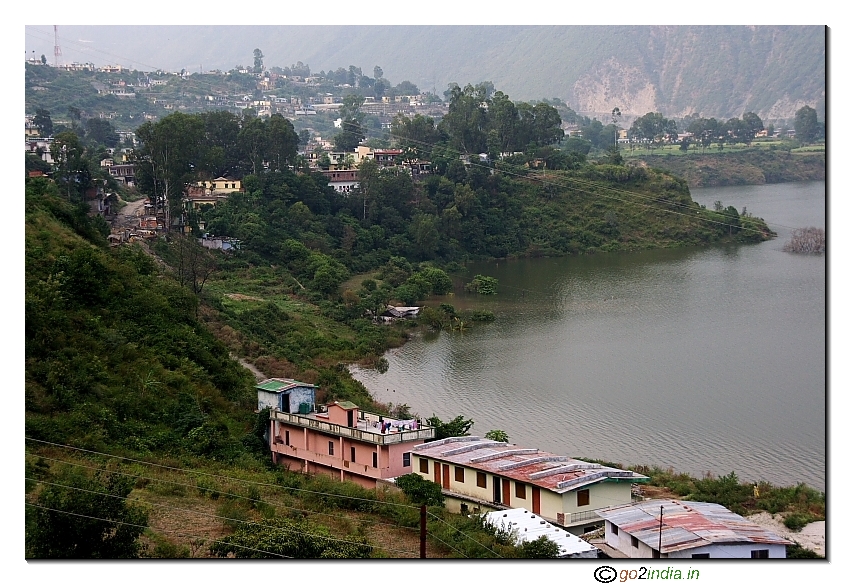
256, 378, 317, 393
596, 499, 792, 553
483, 508, 598, 558
412, 436, 648, 493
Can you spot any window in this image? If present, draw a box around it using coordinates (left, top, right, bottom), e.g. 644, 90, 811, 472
285, 430, 290, 446
373, 452, 378, 468
577, 489, 590, 507
402, 452, 410, 467
328, 441, 334, 456
611, 524, 619, 535
419, 458, 428, 473
631, 536, 639, 549
692, 553, 710, 559
477, 472, 487, 488
515, 482, 526, 499
455, 467, 464, 483
350, 447, 356, 463
751, 549, 769, 559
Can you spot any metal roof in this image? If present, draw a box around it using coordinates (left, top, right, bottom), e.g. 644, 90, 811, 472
483, 508, 598, 558
596, 499, 792, 553
412, 436, 648, 493
256, 378, 317, 393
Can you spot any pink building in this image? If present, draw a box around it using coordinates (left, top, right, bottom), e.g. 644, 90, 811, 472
259, 378, 434, 488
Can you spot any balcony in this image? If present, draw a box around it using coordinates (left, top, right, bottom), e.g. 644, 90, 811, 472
270, 409, 434, 445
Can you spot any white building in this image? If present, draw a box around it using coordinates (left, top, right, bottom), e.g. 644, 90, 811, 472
484, 508, 598, 558
596, 499, 791, 559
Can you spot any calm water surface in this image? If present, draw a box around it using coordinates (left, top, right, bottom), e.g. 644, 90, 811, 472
352, 181, 825, 490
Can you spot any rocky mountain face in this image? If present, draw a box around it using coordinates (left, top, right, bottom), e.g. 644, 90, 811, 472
27, 25, 824, 121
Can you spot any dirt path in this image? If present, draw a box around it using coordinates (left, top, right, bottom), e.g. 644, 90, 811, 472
236, 356, 266, 382
114, 196, 146, 231
746, 512, 825, 556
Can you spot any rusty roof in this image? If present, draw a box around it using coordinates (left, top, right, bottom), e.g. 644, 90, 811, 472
412, 436, 647, 494
596, 499, 791, 553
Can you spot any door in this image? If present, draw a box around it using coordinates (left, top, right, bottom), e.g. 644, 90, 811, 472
347, 410, 354, 427
434, 462, 442, 487
442, 464, 450, 489
281, 393, 290, 413
493, 476, 502, 504
532, 486, 541, 514
502, 480, 511, 506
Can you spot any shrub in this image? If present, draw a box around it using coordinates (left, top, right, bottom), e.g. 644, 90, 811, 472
394, 473, 444, 507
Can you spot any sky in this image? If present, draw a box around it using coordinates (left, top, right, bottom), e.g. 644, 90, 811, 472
9, 2, 845, 581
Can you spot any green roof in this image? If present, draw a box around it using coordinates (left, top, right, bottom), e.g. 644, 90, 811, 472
256, 378, 317, 392
335, 401, 359, 410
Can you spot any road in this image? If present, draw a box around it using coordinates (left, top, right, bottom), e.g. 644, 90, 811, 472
114, 196, 146, 231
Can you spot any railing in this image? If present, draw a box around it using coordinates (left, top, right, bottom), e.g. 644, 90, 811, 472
270, 410, 434, 445
570, 510, 600, 524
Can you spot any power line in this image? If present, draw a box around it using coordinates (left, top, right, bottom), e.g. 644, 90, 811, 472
30, 452, 419, 533
25, 502, 294, 558
26, 437, 418, 510
26, 477, 416, 557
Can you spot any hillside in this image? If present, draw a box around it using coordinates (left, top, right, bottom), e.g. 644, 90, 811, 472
25, 25, 824, 120
628, 149, 825, 188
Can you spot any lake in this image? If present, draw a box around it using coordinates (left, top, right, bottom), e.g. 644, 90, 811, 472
352, 181, 826, 490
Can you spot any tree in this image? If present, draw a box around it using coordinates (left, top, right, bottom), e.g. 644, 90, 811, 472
426, 415, 474, 440
630, 112, 677, 152
49, 131, 92, 202
394, 473, 445, 507
85, 118, 119, 148
373, 65, 383, 79
253, 48, 264, 74
485, 429, 509, 443
741, 112, 764, 145
26, 469, 148, 558
438, 84, 489, 154
173, 235, 219, 294
795, 106, 820, 145
134, 112, 205, 230
33, 108, 53, 137
516, 536, 561, 558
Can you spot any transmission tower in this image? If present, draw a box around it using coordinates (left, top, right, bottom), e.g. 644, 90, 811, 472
53, 25, 62, 67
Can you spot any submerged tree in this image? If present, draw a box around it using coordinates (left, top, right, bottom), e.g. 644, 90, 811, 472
783, 227, 825, 254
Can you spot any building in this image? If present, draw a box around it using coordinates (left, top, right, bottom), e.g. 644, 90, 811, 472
108, 164, 135, 186
409, 436, 648, 535
596, 499, 791, 559
320, 169, 359, 194
483, 508, 599, 558
197, 177, 243, 195
260, 378, 435, 487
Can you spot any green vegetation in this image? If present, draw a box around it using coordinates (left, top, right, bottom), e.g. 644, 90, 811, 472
624, 148, 824, 188
630, 466, 825, 529
395, 473, 445, 507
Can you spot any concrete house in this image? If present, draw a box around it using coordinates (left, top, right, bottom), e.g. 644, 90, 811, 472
484, 508, 599, 558
596, 499, 791, 559
260, 378, 434, 487
409, 436, 648, 535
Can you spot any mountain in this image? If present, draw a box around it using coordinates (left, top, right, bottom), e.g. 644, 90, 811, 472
25, 25, 824, 120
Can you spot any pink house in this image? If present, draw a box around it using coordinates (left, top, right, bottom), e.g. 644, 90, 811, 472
259, 378, 435, 488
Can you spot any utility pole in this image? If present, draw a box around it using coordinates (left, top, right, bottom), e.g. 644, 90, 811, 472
420, 505, 427, 558
657, 505, 663, 558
